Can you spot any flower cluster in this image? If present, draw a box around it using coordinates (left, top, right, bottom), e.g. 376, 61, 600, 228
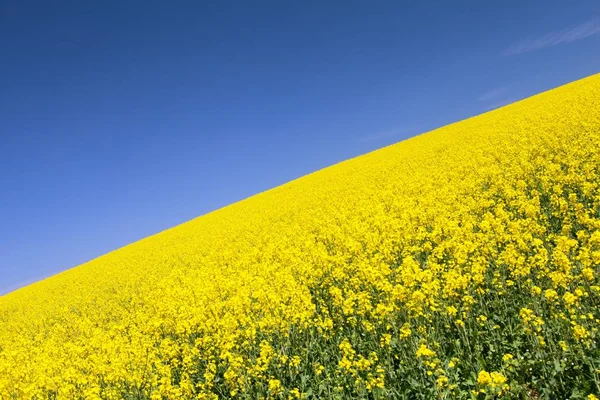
1, 75, 600, 398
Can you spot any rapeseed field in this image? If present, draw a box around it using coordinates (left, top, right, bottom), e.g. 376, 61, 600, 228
1, 73, 600, 399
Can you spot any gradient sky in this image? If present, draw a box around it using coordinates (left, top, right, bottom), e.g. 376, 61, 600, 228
1, 1, 600, 295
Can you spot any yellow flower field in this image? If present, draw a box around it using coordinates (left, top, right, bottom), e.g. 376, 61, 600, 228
1, 73, 600, 399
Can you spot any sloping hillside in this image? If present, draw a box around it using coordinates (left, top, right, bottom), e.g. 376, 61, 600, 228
1, 73, 600, 399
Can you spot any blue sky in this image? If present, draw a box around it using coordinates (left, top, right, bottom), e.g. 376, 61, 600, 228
1, 1, 599, 295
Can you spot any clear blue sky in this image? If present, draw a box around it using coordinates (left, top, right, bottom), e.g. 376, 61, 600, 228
1, 1, 599, 295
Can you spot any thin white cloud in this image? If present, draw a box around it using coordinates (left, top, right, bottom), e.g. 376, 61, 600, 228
477, 87, 508, 102
485, 98, 518, 111
505, 17, 600, 56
